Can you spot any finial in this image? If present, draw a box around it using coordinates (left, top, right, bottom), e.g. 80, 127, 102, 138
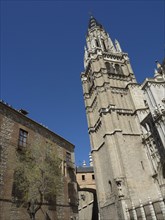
155, 60, 161, 69
154, 69, 160, 79
115, 39, 122, 52
154, 69, 158, 74
82, 160, 86, 167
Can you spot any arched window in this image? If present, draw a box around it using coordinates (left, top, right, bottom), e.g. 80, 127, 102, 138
95, 39, 99, 47
105, 62, 115, 74
115, 64, 123, 75
101, 39, 106, 51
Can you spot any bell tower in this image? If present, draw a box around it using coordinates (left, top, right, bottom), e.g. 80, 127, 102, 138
81, 16, 161, 219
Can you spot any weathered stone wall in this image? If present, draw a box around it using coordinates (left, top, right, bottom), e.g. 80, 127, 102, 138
78, 191, 94, 220
0, 102, 78, 220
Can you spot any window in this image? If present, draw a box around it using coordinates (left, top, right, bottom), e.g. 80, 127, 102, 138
105, 62, 115, 74
92, 174, 95, 180
82, 175, 85, 181
95, 39, 99, 47
115, 64, 123, 75
101, 39, 106, 51
18, 129, 28, 148
66, 152, 71, 163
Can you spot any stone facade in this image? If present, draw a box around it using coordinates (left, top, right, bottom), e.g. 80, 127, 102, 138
76, 165, 98, 220
141, 60, 165, 197
0, 101, 78, 220
81, 16, 165, 220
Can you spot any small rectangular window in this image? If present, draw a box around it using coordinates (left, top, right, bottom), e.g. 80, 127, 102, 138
66, 152, 71, 162
18, 129, 28, 148
82, 175, 85, 181
92, 174, 95, 180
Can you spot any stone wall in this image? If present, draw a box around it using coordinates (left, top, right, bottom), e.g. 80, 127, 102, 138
0, 101, 78, 220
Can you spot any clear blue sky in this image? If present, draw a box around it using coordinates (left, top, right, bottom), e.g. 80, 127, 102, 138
1, 0, 164, 166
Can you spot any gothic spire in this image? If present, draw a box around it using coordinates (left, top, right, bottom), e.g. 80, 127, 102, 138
84, 16, 118, 68
88, 16, 103, 30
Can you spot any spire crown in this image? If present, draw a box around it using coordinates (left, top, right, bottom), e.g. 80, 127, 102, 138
88, 16, 103, 30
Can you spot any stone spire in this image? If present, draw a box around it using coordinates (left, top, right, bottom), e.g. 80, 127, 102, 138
84, 16, 116, 68
88, 16, 103, 30
115, 39, 122, 52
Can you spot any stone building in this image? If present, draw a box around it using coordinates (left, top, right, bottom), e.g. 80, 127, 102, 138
141, 59, 165, 196
0, 101, 78, 220
81, 16, 165, 220
76, 155, 98, 220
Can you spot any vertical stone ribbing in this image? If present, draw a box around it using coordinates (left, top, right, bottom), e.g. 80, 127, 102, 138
132, 202, 138, 220
139, 199, 146, 220
148, 197, 157, 220
158, 193, 165, 218
125, 203, 130, 220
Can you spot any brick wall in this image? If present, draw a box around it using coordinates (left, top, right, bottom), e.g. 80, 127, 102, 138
0, 102, 78, 220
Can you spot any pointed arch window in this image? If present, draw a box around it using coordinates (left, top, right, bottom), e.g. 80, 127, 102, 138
101, 39, 106, 51
105, 62, 115, 74
115, 64, 123, 75
95, 39, 99, 47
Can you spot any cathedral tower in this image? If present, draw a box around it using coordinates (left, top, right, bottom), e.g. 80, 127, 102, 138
81, 17, 164, 219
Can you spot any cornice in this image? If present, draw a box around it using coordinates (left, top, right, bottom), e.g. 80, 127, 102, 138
83, 81, 110, 98
103, 130, 122, 138
122, 133, 141, 136
110, 86, 128, 94
98, 106, 133, 116
88, 118, 102, 134
0, 102, 74, 149
141, 78, 165, 90
125, 82, 141, 89
91, 142, 105, 153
